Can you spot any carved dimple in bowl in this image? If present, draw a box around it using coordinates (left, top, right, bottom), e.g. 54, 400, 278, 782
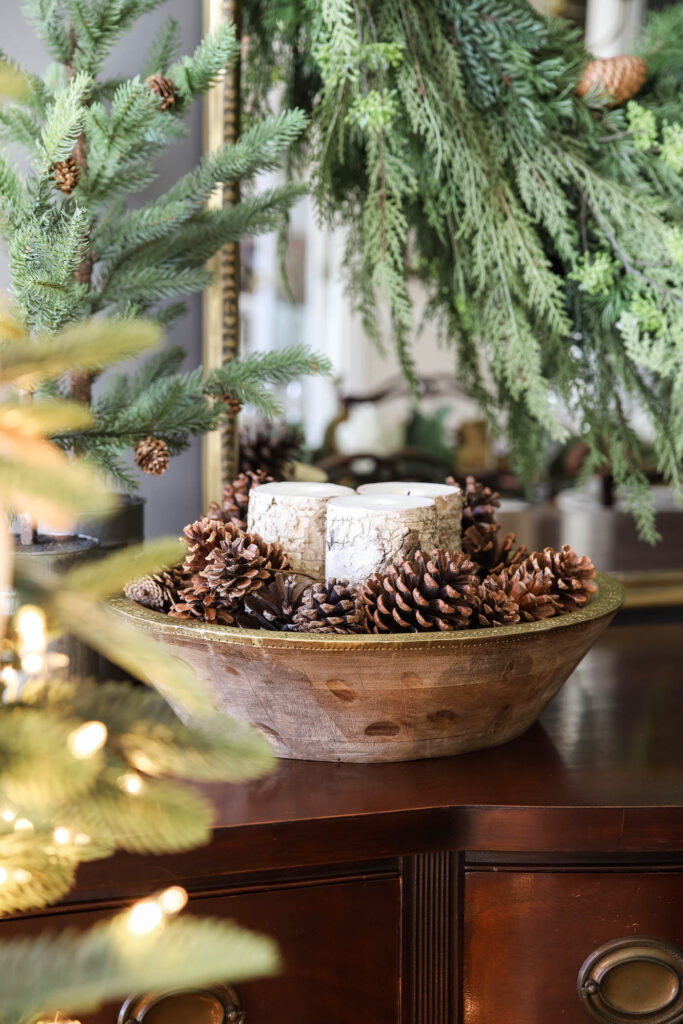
110, 572, 624, 763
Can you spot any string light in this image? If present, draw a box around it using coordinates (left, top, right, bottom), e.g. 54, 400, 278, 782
53, 827, 70, 845
12, 869, 31, 883
16, 606, 46, 653
127, 900, 163, 935
74, 833, 91, 846
126, 886, 189, 936
118, 772, 144, 795
20, 652, 44, 675
14, 818, 33, 832
159, 886, 188, 914
68, 721, 107, 759
1, 808, 16, 823
0, 867, 7, 884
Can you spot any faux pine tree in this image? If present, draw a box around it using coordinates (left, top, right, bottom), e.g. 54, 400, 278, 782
0, 301, 279, 1023
243, 0, 683, 541
0, 3, 327, 493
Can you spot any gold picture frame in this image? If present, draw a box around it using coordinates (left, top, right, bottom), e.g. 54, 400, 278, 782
201, 0, 242, 510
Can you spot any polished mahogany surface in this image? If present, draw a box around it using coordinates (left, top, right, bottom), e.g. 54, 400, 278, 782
63, 617, 683, 904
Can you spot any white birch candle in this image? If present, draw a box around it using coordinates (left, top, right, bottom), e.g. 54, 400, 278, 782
357, 481, 463, 551
247, 481, 354, 580
326, 494, 438, 586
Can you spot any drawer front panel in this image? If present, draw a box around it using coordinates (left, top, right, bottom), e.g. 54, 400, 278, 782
2, 875, 401, 1024
464, 870, 683, 1024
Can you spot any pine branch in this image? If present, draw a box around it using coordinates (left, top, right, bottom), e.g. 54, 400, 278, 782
169, 21, 240, 102
142, 17, 182, 77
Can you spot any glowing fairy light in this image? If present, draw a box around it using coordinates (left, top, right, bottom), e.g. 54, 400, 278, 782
53, 827, 70, 845
16, 606, 46, 653
127, 900, 164, 935
159, 886, 188, 915
118, 772, 144, 795
20, 652, 44, 675
126, 886, 188, 936
68, 721, 107, 759
0, 867, 7, 884
74, 833, 91, 846
1, 808, 16, 823
14, 818, 33, 832
12, 869, 31, 883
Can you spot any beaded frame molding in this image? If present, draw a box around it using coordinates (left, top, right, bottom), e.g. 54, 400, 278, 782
202, 0, 242, 510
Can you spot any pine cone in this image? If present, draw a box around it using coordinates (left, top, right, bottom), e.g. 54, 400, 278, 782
521, 545, 597, 612
496, 566, 562, 622
577, 56, 647, 107
293, 579, 367, 634
208, 470, 274, 530
124, 567, 187, 613
360, 550, 480, 633
240, 422, 304, 480
237, 573, 310, 631
54, 157, 80, 194
146, 73, 178, 110
449, 475, 501, 529
170, 583, 236, 626
463, 522, 527, 578
197, 524, 290, 608
134, 436, 170, 476
182, 516, 227, 574
476, 578, 520, 628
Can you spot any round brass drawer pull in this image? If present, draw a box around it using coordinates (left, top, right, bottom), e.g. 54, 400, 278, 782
578, 938, 683, 1023
119, 985, 245, 1024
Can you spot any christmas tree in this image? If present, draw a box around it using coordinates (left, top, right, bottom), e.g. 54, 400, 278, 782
0, 283, 279, 1019
0, 2, 328, 493
243, 0, 683, 541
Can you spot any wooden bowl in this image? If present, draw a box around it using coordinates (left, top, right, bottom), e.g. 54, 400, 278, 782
111, 572, 624, 763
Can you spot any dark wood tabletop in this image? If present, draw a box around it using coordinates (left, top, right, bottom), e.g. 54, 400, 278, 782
59, 616, 683, 909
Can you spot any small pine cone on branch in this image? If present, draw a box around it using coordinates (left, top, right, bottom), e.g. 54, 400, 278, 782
360, 549, 480, 633
237, 573, 310, 631
495, 566, 562, 623
208, 470, 274, 530
197, 524, 290, 608
293, 579, 367, 634
124, 567, 187, 613
146, 73, 178, 110
54, 157, 80, 194
577, 56, 647, 107
521, 545, 597, 612
476, 578, 520, 628
134, 436, 170, 476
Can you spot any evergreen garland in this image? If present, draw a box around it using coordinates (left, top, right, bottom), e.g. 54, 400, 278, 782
0, 4, 326, 486
243, 0, 683, 540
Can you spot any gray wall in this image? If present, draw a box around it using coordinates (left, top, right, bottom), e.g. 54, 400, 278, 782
1, 2, 205, 538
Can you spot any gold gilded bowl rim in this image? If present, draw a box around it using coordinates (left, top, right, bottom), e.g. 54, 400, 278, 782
110, 571, 624, 651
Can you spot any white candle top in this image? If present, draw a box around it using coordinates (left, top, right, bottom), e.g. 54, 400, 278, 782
328, 494, 435, 514
357, 481, 461, 497
252, 481, 354, 499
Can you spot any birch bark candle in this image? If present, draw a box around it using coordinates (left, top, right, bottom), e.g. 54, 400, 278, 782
247, 481, 354, 580
357, 481, 463, 551
326, 494, 438, 586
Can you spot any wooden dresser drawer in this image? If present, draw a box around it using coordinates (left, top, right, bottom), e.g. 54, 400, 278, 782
464, 868, 683, 1024
2, 874, 401, 1024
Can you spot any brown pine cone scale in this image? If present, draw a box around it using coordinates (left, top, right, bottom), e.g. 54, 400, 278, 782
361, 550, 480, 633
134, 436, 170, 476
209, 470, 273, 530
293, 579, 366, 634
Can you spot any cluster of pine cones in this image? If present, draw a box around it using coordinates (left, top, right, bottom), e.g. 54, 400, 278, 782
125, 473, 597, 634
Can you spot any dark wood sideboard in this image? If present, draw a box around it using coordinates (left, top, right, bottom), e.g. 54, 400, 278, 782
3, 616, 683, 1024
